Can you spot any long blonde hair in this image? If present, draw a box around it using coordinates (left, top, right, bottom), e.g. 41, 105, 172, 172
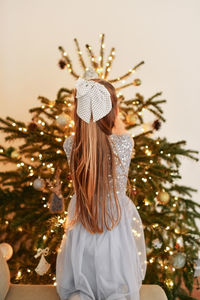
67, 78, 123, 234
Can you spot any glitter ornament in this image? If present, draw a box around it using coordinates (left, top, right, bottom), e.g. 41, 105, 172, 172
172, 252, 186, 269
152, 238, 163, 249
56, 113, 70, 127
157, 191, 170, 205
33, 177, 45, 191
11, 150, 20, 159
133, 78, 141, 86
49, 192, 64, 213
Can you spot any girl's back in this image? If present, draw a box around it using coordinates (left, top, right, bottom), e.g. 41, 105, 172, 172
56, 133, 147, 300
56, 77, 147, 300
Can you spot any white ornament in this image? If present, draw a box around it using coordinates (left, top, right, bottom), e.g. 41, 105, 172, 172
172, 252, 186, 269
0, 243, 13, 260
152, 238, 163, 249
33, 177, 45, 191
56, 113, 70, 127
34, 247, 51, 276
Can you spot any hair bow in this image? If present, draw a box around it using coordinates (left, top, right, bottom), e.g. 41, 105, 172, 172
75, 77, 112, 123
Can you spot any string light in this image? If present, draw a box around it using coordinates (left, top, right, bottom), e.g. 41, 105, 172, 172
165, 279, 174, 288
56, 138, 62, 142
142, 177, 147, 182
16, 271, 22, 279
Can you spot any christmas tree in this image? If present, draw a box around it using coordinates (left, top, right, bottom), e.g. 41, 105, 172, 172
0, 33, 199, 300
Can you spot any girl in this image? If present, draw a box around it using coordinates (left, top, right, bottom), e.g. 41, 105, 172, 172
56, 77, 147, 300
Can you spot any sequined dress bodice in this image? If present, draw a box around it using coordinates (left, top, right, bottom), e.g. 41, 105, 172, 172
63, 133, 134, 196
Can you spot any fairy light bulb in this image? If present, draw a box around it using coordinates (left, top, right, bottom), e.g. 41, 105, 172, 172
56, 138, 62, 142
16, 271, 22, 279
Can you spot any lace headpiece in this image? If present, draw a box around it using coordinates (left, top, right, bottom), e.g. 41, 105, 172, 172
75, 77, 112, 123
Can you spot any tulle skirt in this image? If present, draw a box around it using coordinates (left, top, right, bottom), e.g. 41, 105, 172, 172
56, 193, 147, 300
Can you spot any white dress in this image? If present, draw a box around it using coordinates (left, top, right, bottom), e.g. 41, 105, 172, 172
56, 133, 147, 300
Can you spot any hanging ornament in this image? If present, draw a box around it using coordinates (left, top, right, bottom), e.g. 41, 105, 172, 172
172, 252, 186, 269
126, 111, 137, 125
49, 192, 64, 213
46, 168, 64, 213
157, 191, 170, 205
0, 243, 13, 260
58, 59, 66, 69
28, 122, 38, 132
83, 67, 98, 80
152, 119, 161, 131
152, 238, 163, 249
34, 247, 51, 275
33, 177, 45, 191
133, 78, 141, 86
11, 150, 20, 159
56, 112, 70, 127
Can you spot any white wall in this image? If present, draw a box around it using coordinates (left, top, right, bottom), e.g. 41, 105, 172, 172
1, 0, 199, 213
